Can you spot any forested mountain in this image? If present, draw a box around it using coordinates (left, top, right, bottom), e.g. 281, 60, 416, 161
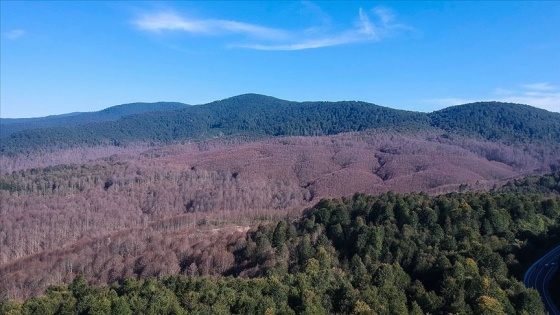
2, 188, 559, 314
3, 94, 558, 156
0, 94, 430, 155
0, 102, 188, 137
429, 102, 560, 143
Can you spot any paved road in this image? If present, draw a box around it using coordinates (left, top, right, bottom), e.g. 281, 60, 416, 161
524, 245, 560, 315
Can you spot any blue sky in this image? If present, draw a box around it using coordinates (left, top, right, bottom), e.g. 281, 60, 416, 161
1, 1, 559, 118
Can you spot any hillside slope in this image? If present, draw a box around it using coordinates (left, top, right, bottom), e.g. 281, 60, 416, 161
0, 94, 430, 155
2, 95, 559, 157
1, 131, 558, 269
429, 102, 560, 143
0, 102, 188, 137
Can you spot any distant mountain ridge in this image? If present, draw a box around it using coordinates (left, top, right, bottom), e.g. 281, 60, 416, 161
1, 94, 559, 155
0, 102, 188, 137
429, 101, 560, 143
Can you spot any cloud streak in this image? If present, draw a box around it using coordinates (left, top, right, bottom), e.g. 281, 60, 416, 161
4, 29, 25, 40
498, 83, 560, 112
133, 12, 287, 40
520, 82, 557, 92
237, 36, 352, 51
427, 82, 560, 113
132, 6, 411, 51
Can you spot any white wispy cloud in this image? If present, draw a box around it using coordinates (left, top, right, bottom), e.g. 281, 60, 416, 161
357, 8, 376, 37
373, 7, 394, 25
238, 36, 352, 51
4, 29, 25, 40
132, 6, 411, 51
242, 6, 407, 51
492, 88, 514, 96
427, 82, 560, 113
132, 12, 287, 40
497, 82, 560, 112
520, 82, 557, 92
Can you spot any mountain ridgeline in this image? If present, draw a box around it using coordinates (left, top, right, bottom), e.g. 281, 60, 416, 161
1, 94, 559, 155
428, 102, 560, 143
0, 102, 188, 137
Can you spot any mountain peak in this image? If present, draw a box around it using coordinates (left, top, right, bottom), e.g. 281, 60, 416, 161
214, 93, 288, 104
434, 101, 559, 115
429, 101, 560, 142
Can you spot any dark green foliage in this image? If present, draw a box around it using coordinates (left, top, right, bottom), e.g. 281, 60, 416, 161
429, 101, 560, 143
3, 189, 559, 314
232, 190, 558, 314
499, 171, 560, 195
3, 95, 559, 156
272, 221, 288, 248
0, 94, 430, 155
0, 102, 187, 138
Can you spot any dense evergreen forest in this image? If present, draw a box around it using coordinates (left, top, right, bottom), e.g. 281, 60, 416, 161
0, 102, 187, 137
0, 95, 429, 155
2, 94, 558, 156
2, 182, 559, 314
428, 102, 560, 143
499, 171, 560, 195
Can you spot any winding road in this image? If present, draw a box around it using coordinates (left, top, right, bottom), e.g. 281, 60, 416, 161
524, 245, 560, 315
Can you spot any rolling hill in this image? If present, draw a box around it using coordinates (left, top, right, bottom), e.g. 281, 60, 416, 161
0, 101, 188, 138
1, 95, 558, 157
429, 101, 560, 143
